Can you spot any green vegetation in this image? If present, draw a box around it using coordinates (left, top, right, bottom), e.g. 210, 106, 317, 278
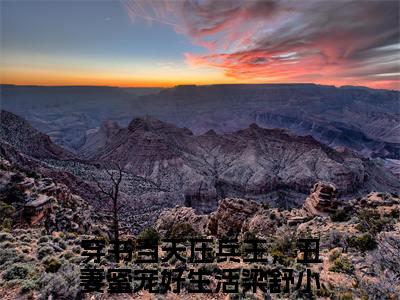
329, 255, 354, 274
316, 286, 333, 297
61, 251, 74, 260
23, 169, 40, 179
387, 208, 399, 219
3, 263, 33, 281
347, 233, 377, 252
356, 209, 391, 235
167, 222, 196, 239
37, 245, 55, 260
267, 228, 298, 266
20, 279, 38, 294
0, 232, 14, 243
0, 248, 26, 268
137, 227, 159, 241
327, 230, 344, 249
240, 230, 257, 257
10, 173, 24, 183
71, 246, 81, 254
338, 291, 354, 300
0, 202, 15, 231
4, 186, 25, 204
43, 256, 62, 273
328, 249, 341, 262
0, 241, 15, 249
38, 236, 50, 244
38, 263, 81, 299
0, 161, 10, 171
331, 209, 351, 222
270, 247, 293, 266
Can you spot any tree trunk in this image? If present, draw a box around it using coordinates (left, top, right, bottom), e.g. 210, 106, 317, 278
113, 196, 119, 242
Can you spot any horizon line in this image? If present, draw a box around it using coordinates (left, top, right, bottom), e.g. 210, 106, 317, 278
1, 82, 398, 92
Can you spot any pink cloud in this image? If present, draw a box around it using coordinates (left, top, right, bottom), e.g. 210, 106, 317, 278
123, 0, 400, 89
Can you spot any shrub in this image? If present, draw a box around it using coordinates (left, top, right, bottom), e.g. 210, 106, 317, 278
388, 208, 399, 219
199, 262, 220, 274
0, 218, 13, 232
38, 236, 50, 244
0, 232, 14, 242
268, 227, 297, 258
338, 291, 354, 300
57, 240, 67, 250
61, 251, 74, 260
240, 231, 257, 256
316, 286, 333, 297
43, 256, 62, 273
331, 209, 351, 222
261, 203, 270, 209
229, 293, 258, 300
347, 233, 377, 252
3, 263, 32, 281
21, 246, 31, 254
23, 169, 40, 179
0, 248, 25, 266
0, 161, 10, 171
328, 249, 341, 262
37, 245, 55, 260
52, 236, 60, 243
19, 234, 32, 243
0, 241, 15, 249
356, 209, 391, 235
71, 246, 81, 254
137, 227, 159, 242
38, 263, 81, 300
0, 202, 15, 231
329, 256, 354, 274
65, 232, 77, 240
10, 173, 24, 183
4, 186, 25, 204
167, 222, 196, 239
270, 248, 293, 266
20, 279, 38, 294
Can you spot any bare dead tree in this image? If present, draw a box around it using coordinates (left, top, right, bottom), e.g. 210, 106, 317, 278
91, 161, 123, 241
197, 181, 204, 200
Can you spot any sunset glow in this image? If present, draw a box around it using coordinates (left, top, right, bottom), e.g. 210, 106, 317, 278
1, 0, 399, 89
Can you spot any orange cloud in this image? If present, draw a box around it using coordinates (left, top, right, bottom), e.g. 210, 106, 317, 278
124, 0, 400, 90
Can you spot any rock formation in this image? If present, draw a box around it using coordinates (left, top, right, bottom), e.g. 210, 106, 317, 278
207, 198, 260, 237
82, 115, 399, 213
303, 182, 340, 216
155, 206, 208, 238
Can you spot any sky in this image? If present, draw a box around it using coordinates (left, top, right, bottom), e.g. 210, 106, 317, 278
1, 0, 399, 89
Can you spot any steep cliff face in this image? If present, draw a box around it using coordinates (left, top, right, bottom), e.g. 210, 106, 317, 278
85, 116, 399, 212
78, 120, 121, 158
0, 110, 74, 160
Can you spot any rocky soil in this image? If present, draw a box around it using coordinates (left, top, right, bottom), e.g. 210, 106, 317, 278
155, 182, 400, 299
0, 180, 398, 299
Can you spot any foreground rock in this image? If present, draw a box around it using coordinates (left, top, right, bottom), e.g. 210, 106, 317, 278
0, 157, 106, 235
155, 206, 208, 238
154, 185, 400, 299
